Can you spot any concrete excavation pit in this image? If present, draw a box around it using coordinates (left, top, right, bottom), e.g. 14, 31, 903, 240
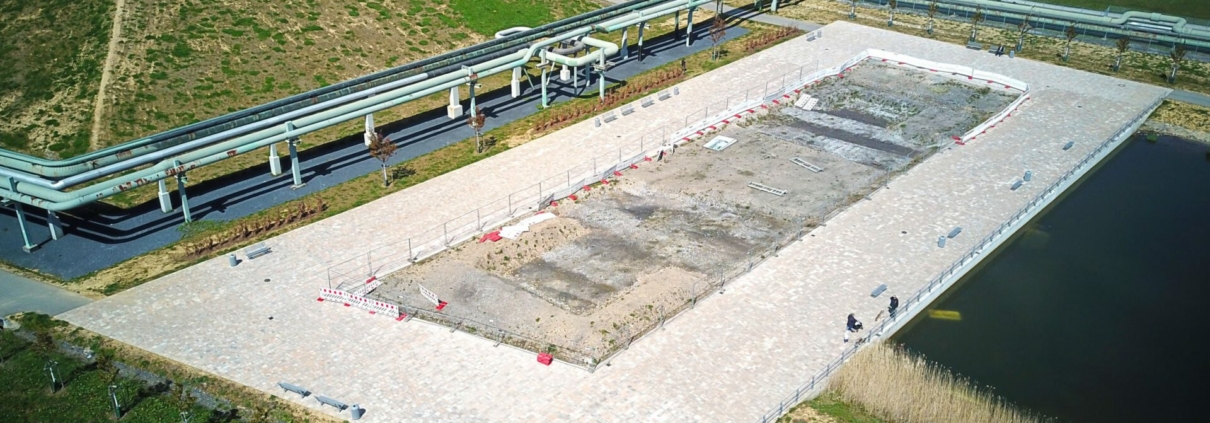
371, 60, 1018, 361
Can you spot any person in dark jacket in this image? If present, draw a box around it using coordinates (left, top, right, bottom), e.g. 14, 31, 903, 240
888, 296, 900, 318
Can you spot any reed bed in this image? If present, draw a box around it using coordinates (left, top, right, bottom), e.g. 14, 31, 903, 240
828, 343, 1050, 423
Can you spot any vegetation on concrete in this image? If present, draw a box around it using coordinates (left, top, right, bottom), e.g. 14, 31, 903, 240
825, 343, 1049, 423
0, 0, 112, 158
0, 313, 333, 423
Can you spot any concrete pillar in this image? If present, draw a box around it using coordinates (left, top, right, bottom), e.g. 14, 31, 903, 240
46, 210, 63, 241
6, 177, 35, 252
559, 64, 570, 82
287, 121, 305, 189
772, 0, 779, 12
510, 67, 522, 98
446, 86, 463, 119
269, 143, 282, 176
686, 7, 695, 47
158, 179, 172, 213
620, 27, 630, 59
541, 66, 549, 108
638, 22, 646, 62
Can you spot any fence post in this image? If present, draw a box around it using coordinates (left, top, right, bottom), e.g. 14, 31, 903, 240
326, 267, 332, 289
477, 209, 481, 230
407, 238, 413, 261
443, 222, 449, 246
366, 251, 372, 277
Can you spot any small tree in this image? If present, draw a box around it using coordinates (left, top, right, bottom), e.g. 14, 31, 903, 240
1169, 43, 1187, 83
969, 7, 985, 42
709, 15, 726, 61
1063, 24, 1077, 62
927, 0, 938, 34
1015, 15, 1032, 52
94, 350, 119, 384
1114, 37, 1130, 72
887, 0, 897, 27
849, 0, 858, 19
467, 107, 487, 153
366, 131, 396, 187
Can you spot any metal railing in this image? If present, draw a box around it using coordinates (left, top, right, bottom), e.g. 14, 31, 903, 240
754, 96, 1162, 422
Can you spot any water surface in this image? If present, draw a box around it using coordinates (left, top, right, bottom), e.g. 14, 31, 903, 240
894, 134, 1210, 423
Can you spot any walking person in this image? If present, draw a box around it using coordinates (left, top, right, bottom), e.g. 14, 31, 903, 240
888, 296, 899, 319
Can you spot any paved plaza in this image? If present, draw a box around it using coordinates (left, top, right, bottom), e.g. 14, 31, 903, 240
60, 22, 1167, 422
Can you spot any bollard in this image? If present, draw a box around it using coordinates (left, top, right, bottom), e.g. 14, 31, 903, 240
350, 404, 364, 420
1024, 170, 1032, 182
228, 254, 238, 267
938, 236, 946, 248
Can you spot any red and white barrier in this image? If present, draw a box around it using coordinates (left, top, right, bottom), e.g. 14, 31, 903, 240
318, 287, 400, 319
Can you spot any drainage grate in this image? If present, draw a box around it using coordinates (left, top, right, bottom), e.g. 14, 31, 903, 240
748, 182, 787, 196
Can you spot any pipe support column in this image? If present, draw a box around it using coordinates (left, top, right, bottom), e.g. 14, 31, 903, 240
363, 114, 375, 146
269, 143, 282, 176
675, 10, 680, 39
620, 28, 630, 59
158, 179, 172, 213
174, 166, 192, 224
446, 87, 463, 119
287, 121, 305, 189
638, 22, 646, 62
686, 7, 695, 47
510, 67, 522, 98
7, 177, 35, 252
541, 66, 550, 108
598, 55, 606, 101
47, 210, 63, 241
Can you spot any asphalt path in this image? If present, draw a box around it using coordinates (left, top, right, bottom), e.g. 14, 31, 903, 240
0, 25, 746, 280
0, 271, 91, 317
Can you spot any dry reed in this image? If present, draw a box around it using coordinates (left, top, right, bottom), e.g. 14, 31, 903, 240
828, 343, 1050, 423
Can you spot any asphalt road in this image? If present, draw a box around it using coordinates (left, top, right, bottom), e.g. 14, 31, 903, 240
0, 25, 746, 280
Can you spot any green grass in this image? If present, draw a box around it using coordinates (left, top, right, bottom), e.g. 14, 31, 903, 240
1030, 0, 1210, 20
778, 392, 889, 423
449, 0, 602, 36
0, 0, 111, 157
0, 331, 235, 423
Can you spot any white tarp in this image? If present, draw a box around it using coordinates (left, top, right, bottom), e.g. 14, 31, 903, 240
499, 212, 557, 239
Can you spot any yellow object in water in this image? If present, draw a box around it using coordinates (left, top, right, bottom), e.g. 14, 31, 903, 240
928, 310, 963, 321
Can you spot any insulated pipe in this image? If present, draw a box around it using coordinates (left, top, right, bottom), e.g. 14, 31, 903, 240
593, 0, 713, 32
540, 37, 620, 67
2, 29, 597, 208
495, 27, 532, 39
0, 73, 431, 188
0, 0, 674, 174
895, 0, 1210, 48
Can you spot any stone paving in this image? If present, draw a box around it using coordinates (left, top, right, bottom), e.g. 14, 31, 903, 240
59, 21, 1167, 422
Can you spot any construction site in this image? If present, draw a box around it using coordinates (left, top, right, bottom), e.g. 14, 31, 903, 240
371, 60, 1018, 359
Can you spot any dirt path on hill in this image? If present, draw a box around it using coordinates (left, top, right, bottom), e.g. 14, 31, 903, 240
89, 0, 126, 150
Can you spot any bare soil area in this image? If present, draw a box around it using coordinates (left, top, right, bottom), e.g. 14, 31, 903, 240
370, 61, 1017, 359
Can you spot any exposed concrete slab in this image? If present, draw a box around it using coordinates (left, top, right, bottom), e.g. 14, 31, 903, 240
59, 21, 1167, 422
